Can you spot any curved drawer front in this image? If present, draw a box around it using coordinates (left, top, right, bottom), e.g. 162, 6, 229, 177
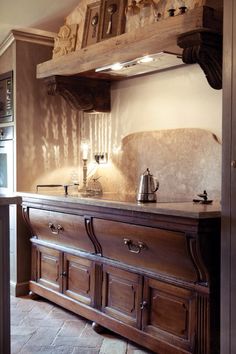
93, 219, 197, 282
28, 208, 94, 253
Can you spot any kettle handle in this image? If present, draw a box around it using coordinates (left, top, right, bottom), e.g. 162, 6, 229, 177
153, 177, 159, 192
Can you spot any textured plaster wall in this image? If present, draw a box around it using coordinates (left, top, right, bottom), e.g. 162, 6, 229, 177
82, 64, 222, 199
111, 64, 222, 143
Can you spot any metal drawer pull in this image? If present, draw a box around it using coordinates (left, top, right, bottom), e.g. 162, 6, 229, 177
48, 222, 64, 235
123, 238, 146, 254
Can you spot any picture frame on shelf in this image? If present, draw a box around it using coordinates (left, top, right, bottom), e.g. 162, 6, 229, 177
82, 1, 101, 48
98, 0, 127, 41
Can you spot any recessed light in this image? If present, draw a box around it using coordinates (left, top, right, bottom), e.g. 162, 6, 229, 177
111, 63, 124, 71
137, 55, 154, 64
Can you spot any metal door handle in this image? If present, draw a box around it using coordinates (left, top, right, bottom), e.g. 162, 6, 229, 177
123, 238, 146, 254
48, 222, 64, 235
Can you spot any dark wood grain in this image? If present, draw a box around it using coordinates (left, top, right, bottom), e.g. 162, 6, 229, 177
221, 0, 236, 353
22, 196, 220, 354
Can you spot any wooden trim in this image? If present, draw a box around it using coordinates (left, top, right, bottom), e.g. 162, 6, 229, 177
29, 281, 193, 354
36, 6, 222, 79
0, 206, 10, 354
10, 280, 29, 296
221, 0, 233, 353
0, 28, 55, 57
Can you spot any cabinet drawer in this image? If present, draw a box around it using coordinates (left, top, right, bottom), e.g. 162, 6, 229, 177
29, 208, 94, 253
93, 219, 197, 282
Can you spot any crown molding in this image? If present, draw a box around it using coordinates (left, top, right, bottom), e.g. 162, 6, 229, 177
0, 28, 56, 56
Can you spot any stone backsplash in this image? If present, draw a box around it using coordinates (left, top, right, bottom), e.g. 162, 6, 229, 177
91, 128, 221, 201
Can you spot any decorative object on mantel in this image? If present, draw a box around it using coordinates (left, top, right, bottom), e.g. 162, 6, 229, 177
82, 1, 101, 47
52, 23, 78, 58
125, 0, 140, 32
37, 6, 222, 93
98, 0, 127, 41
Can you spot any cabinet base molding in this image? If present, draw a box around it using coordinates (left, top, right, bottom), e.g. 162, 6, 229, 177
29, 281, 192, 354
10, 280, 29, 297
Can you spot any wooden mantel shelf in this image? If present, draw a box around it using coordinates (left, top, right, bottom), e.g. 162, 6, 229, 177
37, 6, 221, 79
37, 6, 222, 112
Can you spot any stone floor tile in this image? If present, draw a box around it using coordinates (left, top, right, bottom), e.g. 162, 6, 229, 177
10, 295, 21, 305
25, 307, 50, 320
53, 336, 102, 348
20, 316, 65, 329
19, 345, 74, 354
16, 299, 35, 312
72, 349, 100, 354
11, 296, 152, 354
127, 342, 154, 354
11, 334, 32, 354
11, 311, 27, 326
47, 307, 81, 321
99, 335, 128, 354
11, 325, 37, 336
25, 327, 60, 347
57, 320, 87, 337
79, 323, 106, 339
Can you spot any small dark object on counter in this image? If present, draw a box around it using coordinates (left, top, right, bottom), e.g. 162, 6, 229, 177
193, 190, 213, 204
36, 184, 79, 196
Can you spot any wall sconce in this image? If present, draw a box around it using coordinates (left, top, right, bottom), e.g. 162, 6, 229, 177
94, 153, 108, 164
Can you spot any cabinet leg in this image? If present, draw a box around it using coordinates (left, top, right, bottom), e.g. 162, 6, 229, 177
28, 291, 40, 300
92, 322, 105, 334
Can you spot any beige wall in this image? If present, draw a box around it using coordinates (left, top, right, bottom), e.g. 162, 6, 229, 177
82, 63, 222, 198
14, 41, 81, 192
111, 64, 222, 144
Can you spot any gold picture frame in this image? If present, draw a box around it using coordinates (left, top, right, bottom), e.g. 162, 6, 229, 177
82, 1, 101, 48
98, 0, 127, 41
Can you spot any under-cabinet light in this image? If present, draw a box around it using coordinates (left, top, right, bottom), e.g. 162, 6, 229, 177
137, 55, 154, 64
95, 52, 183, 77
111, 63, 124, 71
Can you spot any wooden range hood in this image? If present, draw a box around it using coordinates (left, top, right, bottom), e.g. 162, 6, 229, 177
37, 6, 222, 113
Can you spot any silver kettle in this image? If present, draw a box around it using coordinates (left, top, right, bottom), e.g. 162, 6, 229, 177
137, 168, 159, 202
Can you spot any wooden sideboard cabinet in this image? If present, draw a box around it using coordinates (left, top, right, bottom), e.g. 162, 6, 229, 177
22, 196, 220, 354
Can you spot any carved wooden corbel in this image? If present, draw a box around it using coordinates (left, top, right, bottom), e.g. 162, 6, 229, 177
45, 75, 111, 112
177, 29, 222, 90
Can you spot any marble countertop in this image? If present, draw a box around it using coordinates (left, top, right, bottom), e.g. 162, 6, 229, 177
19, 192, 221, 219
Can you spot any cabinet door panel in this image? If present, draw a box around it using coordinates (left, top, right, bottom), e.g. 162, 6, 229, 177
102, 265, 142, 328
36, 245, 62, 292
63, 253, 95, 306
142, 277, 196, 352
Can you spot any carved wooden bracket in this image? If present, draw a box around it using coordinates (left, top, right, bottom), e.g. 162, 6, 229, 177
177, 29, 222, 90
186, 233, 209, 285
45, 75, 111, 112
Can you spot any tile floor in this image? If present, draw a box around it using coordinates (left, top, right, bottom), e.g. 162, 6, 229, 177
11, 296, 153, 354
